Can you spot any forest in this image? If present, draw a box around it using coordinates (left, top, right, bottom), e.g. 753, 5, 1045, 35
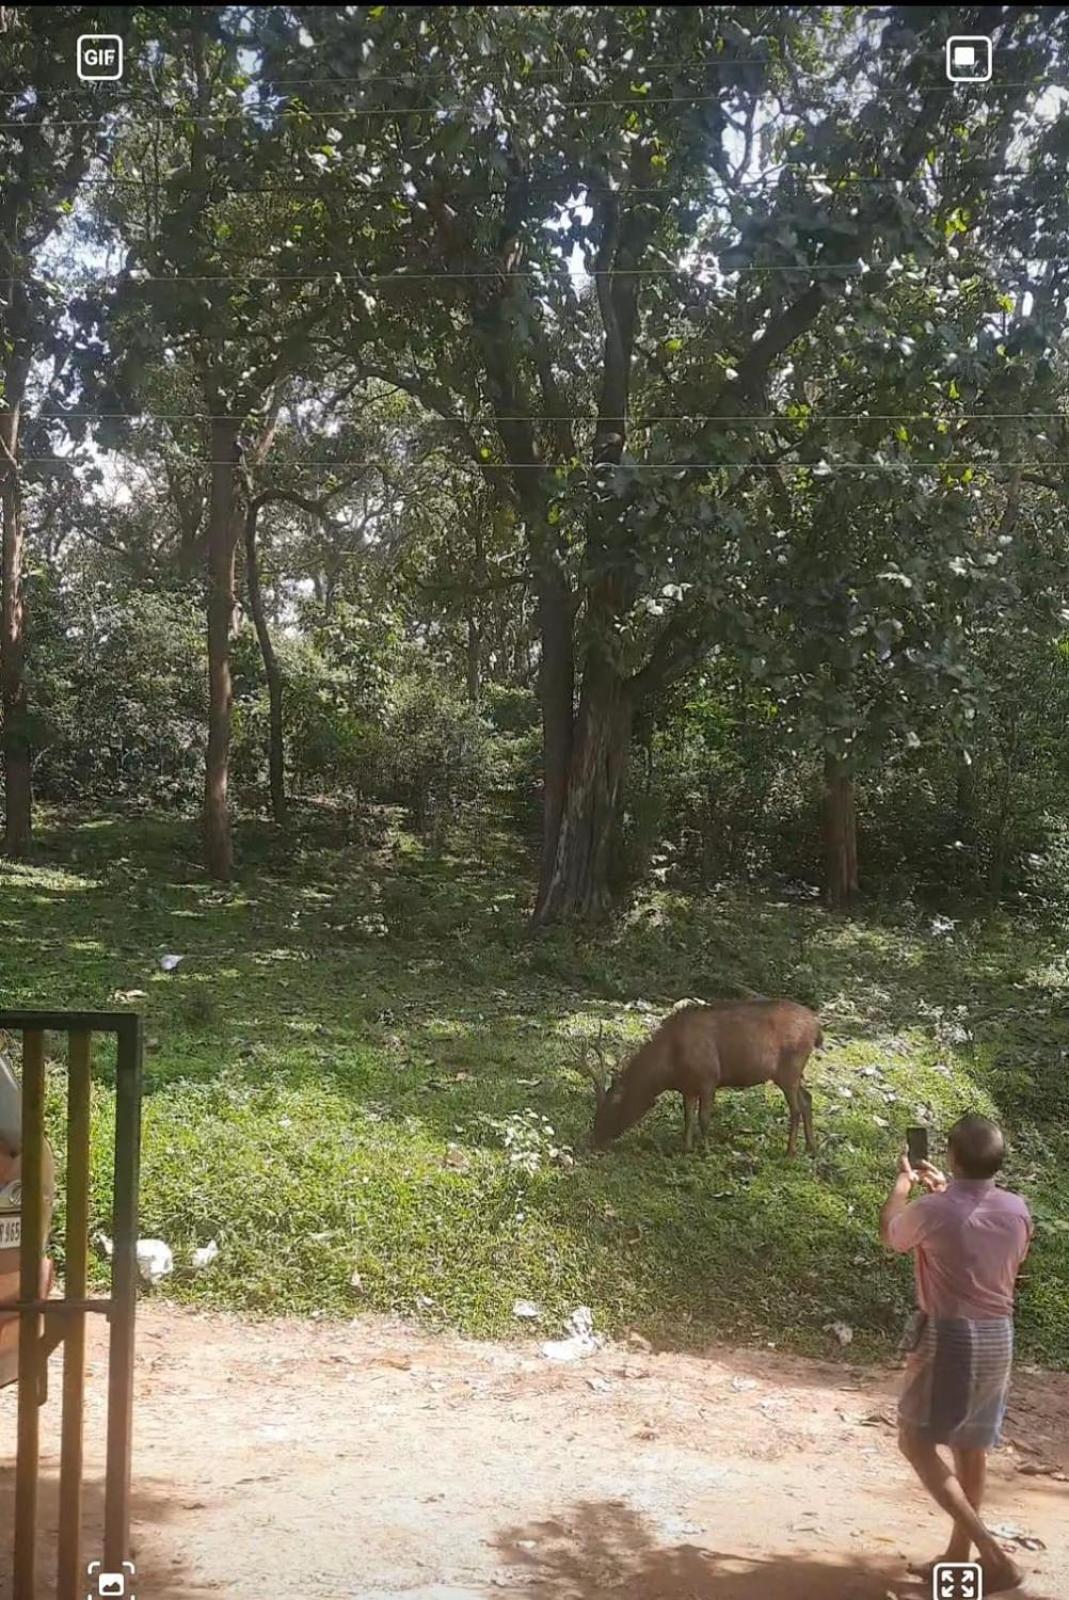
3, 6, 1069, 1361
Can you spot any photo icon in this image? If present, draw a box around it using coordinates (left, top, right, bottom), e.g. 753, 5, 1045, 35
945, 36, 992, 82
96, 1577, 125, 1597
76, 34, 124, 81
932, 1561, 983, 1599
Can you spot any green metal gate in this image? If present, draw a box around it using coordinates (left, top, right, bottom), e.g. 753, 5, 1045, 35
1, 1011, 143, 1600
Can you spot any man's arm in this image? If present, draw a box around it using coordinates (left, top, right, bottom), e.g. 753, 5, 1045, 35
1019, 1203, 1035, 1265
880, 1155, 917, 1248
880, 1154, 946, 1250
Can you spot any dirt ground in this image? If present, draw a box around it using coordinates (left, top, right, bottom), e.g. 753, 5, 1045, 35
2, 1306, 1067, 1600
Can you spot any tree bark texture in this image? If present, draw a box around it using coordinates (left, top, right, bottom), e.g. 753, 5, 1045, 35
244, 494, 287, 828
1, 406, 31, 858
204, 418, 242, 878
823, 753, 859, 909
533, 664, 633, 924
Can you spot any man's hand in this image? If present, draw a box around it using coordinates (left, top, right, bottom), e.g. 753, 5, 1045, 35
916, 1160, 948, 1193
881, 1153, 920, 1245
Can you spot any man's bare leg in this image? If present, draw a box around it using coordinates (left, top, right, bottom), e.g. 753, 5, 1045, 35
912, 1446, 988, 1571
947, 1447, 987, 1560
899, 1429, 1021, 1591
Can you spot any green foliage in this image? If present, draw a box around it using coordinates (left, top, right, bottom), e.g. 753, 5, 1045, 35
233, 630, 388, 807
643, 669, 803, 884
6, 813, 1069, 1364
8, 9, 1069, 1374
13, 2, 1069, 915
483, 686, 543, 839
383, 672, 499, 843
29, 578, 206, 807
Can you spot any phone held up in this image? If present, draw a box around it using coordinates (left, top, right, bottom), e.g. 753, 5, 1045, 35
907, 1125, 929, 1170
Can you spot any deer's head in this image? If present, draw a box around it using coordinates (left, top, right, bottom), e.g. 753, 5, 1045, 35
575, 1026, 627, 1148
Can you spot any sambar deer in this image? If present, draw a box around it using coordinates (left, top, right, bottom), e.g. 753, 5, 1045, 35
577, 999, 822, 1156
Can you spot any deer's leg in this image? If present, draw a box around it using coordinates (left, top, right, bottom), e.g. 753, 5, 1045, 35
800, 1084, 816, 1154
682, 1094, 697, 1153
698, 1086, 715, 1148
781, 1081, 801, 1158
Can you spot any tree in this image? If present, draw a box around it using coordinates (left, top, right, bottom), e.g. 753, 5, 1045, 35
0, 5, 125, 854
274, 3, 1058, 920
92, 8, 334, 875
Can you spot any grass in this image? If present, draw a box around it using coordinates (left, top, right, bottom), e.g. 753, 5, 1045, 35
2, 805, 1068, 1366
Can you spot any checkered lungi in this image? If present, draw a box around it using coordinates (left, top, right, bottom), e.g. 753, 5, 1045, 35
898, 1315, 1014, 1450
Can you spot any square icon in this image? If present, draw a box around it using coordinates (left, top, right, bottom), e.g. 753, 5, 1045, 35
932, 1561, 984, 1599
76, 35, 124, 81
946, 36, 992, 83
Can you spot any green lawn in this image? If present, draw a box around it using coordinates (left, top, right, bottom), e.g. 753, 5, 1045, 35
3, 808, 1068, 1365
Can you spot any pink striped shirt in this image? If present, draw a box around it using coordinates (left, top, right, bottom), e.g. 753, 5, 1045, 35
886, 1178, 1032, 1320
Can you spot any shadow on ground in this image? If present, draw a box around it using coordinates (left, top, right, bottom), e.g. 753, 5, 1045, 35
492, 1498, 1060, 1600
0, 1454, 203, 1600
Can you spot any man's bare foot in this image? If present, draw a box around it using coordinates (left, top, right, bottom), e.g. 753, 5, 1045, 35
906, 1554, 971, 1581
982, 1555, 1024, 1594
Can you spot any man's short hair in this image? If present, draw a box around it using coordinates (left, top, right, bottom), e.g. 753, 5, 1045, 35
948, 1113, 1005, 1179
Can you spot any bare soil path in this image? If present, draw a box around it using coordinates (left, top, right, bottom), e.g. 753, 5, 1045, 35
3, 1306, 1067, 1599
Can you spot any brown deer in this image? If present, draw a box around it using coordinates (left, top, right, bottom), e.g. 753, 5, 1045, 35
576, 1000, 822, 1156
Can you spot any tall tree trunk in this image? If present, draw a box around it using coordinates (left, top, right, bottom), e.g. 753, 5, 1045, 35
204, 418, 242, 878
533, 572, 575, 911
823, 753, 859, 909
465, 611, 481, 704
244, 495, 287, 828
955, 750, 975, 844
533, 663, 632, 924
988, 714, 1020, 899
466, 515, 486, 703
0, 407, 31, 858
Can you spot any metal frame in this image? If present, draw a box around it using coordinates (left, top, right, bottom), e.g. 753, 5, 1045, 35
0, 1010, 143, 1600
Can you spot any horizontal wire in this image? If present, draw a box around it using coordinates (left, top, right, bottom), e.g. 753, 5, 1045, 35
0, 94, 775, 128
27, 412, 1069, 424
21, 458, 1050, 470
63, 163, 1058, 186
0, 80, 1051, 131
2, 263, 976, 284
18, 58, 822, 93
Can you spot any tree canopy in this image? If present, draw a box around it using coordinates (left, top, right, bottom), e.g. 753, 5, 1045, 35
4, 4, 1069, 917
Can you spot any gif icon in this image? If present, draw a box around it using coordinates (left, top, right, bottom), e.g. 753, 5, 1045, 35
77, 34, 123, 81
933, 1562, 983, 1599
945, 36, 992, 82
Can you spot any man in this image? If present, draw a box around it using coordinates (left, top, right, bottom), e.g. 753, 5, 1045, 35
880, 1113, 1032, 1595
0, 1057, 56, 1390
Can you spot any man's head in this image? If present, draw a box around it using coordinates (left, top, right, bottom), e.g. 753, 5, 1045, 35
947, 1113, 1005, 1179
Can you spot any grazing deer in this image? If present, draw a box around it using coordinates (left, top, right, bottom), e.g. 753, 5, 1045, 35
576, 1000, 822, 1156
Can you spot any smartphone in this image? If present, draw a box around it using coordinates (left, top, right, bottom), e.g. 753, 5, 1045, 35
907, 1126, 929, 1169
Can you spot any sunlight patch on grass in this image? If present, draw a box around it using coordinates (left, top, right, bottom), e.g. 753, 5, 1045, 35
5, 811, 1069, 1365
